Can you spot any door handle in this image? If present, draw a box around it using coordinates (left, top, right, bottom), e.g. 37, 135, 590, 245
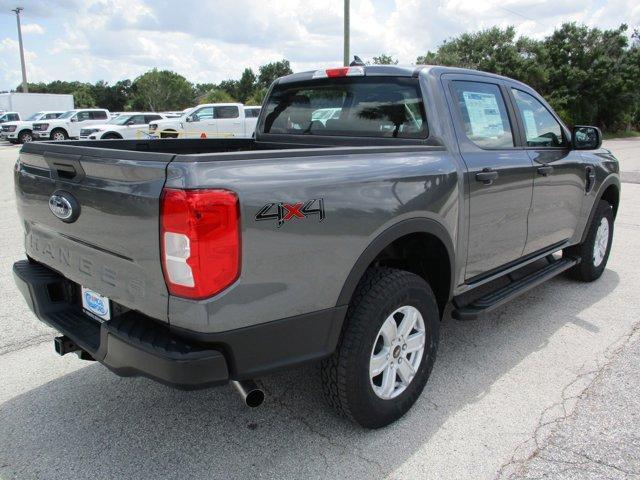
537, 165, 554, 176
475, 169, 499, 185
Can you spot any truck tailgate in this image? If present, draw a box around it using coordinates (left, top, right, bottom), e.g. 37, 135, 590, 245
14, 143, 174, 321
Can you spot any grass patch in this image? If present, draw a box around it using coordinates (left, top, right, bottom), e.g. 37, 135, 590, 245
603, 131, 640, 140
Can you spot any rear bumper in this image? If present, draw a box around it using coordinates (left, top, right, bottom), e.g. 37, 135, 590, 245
13, 259, 346, 389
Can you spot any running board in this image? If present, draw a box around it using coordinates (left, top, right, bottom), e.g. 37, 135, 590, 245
452, 257, 580, 320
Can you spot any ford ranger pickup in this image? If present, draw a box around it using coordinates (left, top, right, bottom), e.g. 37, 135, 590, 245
12, 64, 620, 428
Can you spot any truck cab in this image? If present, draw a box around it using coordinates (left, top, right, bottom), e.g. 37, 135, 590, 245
148, 103, 258, 139
0, 111, 20, 123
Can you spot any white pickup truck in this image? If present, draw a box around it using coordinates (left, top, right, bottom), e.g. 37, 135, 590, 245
32, 109, 110, 141
1, 111, 65, 143
148, 103, 259, 139
80, 112, 168, 140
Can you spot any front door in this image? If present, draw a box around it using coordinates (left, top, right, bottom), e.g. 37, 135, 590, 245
446, 77, 535, 279
188, 106, 216, 138
509, 88, 586, 254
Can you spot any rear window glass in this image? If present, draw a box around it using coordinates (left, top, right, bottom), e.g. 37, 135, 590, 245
261, 77, 428, 138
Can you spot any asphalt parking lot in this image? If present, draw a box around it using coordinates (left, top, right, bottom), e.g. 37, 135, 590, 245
1, 139, 639, 480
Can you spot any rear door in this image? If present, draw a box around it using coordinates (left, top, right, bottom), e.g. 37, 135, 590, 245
14, 143, 175, 321
214, 105, 243, 137
509, 88, 586, 254
445, 76, 535, 279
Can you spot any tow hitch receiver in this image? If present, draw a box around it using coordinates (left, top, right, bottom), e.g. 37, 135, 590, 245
54, 335, 79, 356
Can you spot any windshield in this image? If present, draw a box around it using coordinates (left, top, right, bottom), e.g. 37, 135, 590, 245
57, 111, 75, 119
262, 77, 428, 138
26, 112, 44, 121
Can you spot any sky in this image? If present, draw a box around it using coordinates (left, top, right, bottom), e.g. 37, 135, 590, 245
0, 0, 638, 91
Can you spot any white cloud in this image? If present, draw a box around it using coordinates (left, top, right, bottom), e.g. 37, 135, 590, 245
21, 23, 44, 34
0, 0, 638, 91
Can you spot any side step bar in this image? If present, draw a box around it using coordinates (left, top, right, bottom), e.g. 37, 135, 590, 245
452, 256, 580, 320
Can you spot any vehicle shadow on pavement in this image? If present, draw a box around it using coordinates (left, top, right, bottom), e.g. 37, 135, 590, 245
0, 270, 620, 480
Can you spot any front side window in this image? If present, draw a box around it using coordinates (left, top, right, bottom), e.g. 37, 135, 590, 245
451, 81, 514, 149
145, 115, 162, 123
262, 77, 428, 139
512, 89, 567, 148
76, 111, 91, 122
191, 107, 214, 121
215, 106, 240, 119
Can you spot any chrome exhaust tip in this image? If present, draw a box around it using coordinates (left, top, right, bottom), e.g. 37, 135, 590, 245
231, 380, 265, 408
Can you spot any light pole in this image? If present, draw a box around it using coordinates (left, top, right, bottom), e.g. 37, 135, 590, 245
12, 7, 28, 93
343, 0, 350, 66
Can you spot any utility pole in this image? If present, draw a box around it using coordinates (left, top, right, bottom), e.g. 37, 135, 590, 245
12, 7, 28, 93
343, 0, 350, 66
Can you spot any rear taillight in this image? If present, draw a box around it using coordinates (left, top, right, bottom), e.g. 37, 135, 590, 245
160, 188, 240, 299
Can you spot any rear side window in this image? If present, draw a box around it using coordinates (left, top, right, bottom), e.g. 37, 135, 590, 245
215, 106, 240, 119
262, 77, 428, 139
244, 108, 260, 118
451, 81, 514, 149
91, 111, 108, 120
511, 89, 567, 148
45, 113, 61, 119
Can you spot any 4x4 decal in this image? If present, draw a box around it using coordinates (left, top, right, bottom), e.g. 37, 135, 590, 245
255, 198, 325, 227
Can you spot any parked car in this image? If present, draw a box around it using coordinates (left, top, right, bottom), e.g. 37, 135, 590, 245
32, 109, 110, 140
1, 111, 66, 143
0, 92, 74, 120
13, 65, 619, 428
148, 103, 258, 138
0, 111, 20, 124
80, 112, 168, 140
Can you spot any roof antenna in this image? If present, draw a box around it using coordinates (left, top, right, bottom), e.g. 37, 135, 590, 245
350, 55, 365, 67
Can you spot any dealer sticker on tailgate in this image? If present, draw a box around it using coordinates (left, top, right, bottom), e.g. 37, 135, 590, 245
81, 286, 111, 321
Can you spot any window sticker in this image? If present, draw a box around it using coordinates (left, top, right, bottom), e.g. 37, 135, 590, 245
522, 109, 538, 139
462, 91, 505, 138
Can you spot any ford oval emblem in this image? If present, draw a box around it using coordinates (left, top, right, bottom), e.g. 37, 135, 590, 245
49, 191, 80, 223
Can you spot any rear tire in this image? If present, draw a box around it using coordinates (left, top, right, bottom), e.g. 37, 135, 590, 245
320, 267, 440, 428
564, 199, 614, 282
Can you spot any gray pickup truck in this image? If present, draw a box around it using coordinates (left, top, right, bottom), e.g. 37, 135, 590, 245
13, 64, 620, 428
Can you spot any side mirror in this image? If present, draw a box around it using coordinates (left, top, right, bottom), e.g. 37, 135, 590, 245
126, 120, 136, 126
185, 115, 195, 123
572, 126, 602, 150
70, 117, 78, 123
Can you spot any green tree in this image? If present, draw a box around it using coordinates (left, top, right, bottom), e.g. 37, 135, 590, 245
236, 68, 257, 103
257, 60, 293, 89
371, 54, 398, 65
203, 88, 236, 103
245, 87, 267, 106
130, 69, 194, 111
72, 85, 96, 107
417, 26, 547, 91
543, 23, 638, 130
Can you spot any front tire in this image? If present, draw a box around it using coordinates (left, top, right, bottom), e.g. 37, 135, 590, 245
50, 129, 68, 141
18, 130, 33, 143
564, 199, 614, 281
320, 268, 440, 428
